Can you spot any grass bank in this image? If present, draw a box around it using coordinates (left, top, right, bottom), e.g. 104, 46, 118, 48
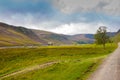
0, 43, 117, 80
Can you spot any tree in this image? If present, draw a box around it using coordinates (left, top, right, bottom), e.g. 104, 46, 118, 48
94, 26, 109, 49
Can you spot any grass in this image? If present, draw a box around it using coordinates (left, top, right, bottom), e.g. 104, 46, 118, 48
0, 29, 40, 46
0, 43, 117, 80
114, 33, 120, 43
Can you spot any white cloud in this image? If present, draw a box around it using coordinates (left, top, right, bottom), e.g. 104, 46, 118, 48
0, 12, 118, 35
52, 0, 120, 15
49, 22, 108, 35
0, 13, 62, 30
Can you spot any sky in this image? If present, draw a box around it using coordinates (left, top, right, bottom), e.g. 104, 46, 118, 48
0, 0, 120, 35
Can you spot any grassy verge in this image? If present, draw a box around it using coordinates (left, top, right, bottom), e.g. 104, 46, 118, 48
0, 43, 117, 80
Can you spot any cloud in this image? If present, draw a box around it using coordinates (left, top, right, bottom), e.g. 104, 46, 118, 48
0, 12, 108, 35
49, 22, 108, 35
0, 13, 62, 30
52, 0, 120, 15
0, 12, 119, 35
0, 0, 119, 35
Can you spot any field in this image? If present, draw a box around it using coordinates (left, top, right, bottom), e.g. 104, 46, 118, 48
0, 44, 117, 80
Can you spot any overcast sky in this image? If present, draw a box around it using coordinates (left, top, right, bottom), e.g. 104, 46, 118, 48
0, 0, 120, 35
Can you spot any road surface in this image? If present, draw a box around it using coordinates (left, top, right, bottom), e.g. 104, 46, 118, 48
88, 43, 120, 80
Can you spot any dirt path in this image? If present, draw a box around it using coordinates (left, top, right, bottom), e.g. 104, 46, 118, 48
0, 61, 58, 79
88, 43, 120, 80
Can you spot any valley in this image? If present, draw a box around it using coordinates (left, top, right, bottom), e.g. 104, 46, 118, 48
0, 22, 119, 80
0, 22, 98, 46
0, 0, 120, 80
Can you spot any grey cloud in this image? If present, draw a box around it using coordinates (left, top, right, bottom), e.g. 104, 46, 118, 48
12, 0, 49, 2
52, 0, 120, 15
0, 13, 62, 30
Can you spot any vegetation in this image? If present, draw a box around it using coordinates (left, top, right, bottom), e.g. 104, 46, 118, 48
0, 44, 117, 80
94, 27, 110, 49
0, 29, 40, 46
114, 33, 120, 43
76, 40, 93, 44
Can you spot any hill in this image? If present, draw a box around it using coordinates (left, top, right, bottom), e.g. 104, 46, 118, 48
117, 29, 120, 33
68, 34, 94, 44
0, 22, 98, 46
68, 32, 116, 44
0, 22, 41, 46
0, 22, 117, 46
32, 29, 97, 44
114, 29, 120, 43
32, 29, 73, 45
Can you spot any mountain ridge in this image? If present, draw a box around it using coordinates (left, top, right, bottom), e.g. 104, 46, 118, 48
114, 29, 120, 43
0, 22, 117, 46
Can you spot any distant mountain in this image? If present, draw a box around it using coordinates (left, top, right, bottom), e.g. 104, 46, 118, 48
117, 29, 120, 34
68, 32, 116, 44
107, 32, 116, 37
114, 29, 120, 43
32, 29, 73, 45
0, 22, 73, 46
0, 22, 117, 46
67, 34, 95, 44
32, 29, 95, 44
0, 22, 41, 46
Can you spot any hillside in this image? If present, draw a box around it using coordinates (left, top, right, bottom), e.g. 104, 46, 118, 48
117, 29, 120, 33
68, 32, 116, 44
0, 22, 117, 46
32, 29, 73, 45
33, 29, 113, 44
0, 22, 98, 46
68, 34, 94, 44
32, 29, 97, 44
0, 22, 42, 46
114, 29, 120, 43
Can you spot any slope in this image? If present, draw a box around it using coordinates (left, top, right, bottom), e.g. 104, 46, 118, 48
0, 22, 116, 46
32, 29, 73, 45
114, 29, 120, 43
68, 34, 95, 44
0, 22, 41, 46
